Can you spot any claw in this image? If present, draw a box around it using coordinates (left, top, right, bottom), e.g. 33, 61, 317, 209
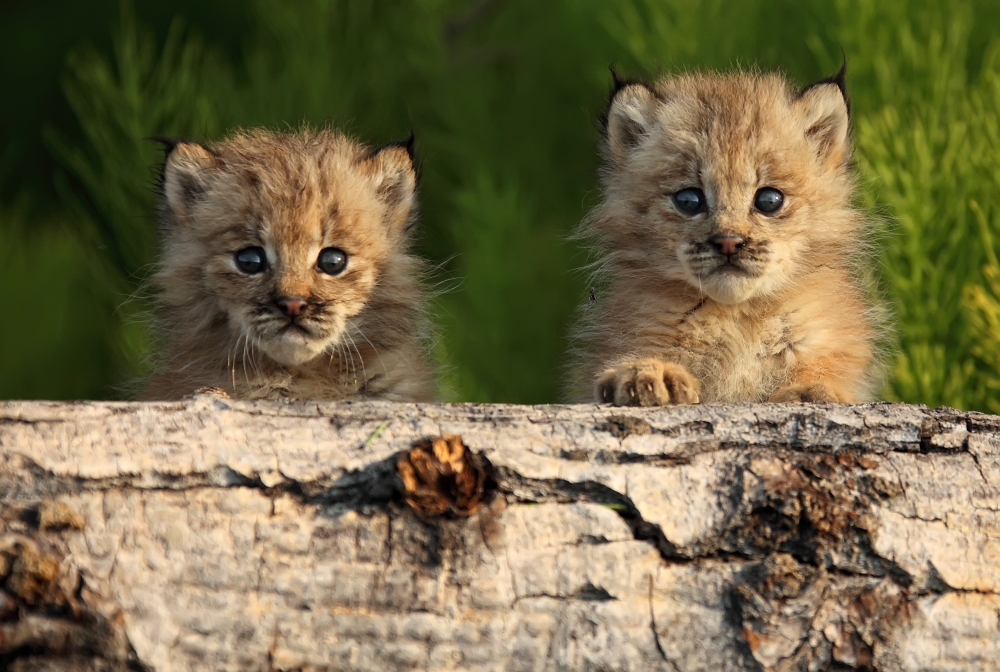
594, 358, 701, 407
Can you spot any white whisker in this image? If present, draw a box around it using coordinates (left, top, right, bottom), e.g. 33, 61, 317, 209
353, 324, 385, 380
344, 330, 366, 388
242, 333, 252, 387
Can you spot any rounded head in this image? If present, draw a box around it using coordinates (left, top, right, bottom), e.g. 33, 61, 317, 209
597, 70, 856, 304
156, 130, 417, 366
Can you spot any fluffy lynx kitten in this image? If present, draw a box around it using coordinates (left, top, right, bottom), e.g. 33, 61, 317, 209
573, 69, 880, 405
143, 128, 434, 401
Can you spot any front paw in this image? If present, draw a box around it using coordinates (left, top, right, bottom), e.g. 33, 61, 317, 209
596, 358, 700, 406
769, 383, 841, 403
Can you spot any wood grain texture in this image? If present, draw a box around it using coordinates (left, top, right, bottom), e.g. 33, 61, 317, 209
1, 397, 998, 671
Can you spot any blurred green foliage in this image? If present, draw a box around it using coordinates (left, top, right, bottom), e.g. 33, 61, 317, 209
2, 0, 999, 409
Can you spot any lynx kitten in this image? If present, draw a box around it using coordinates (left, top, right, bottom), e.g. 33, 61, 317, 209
144, 128, 434, 401
573, 69, 881, 405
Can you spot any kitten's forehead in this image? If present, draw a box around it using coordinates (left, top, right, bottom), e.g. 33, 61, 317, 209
654, 74, 795, 153
210, 135, 384, 251
641, 74, 807, 191
225, 139, 361, 207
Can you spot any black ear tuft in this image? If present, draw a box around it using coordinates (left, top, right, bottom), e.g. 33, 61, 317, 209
148, 137, 182, 193
402, 130, 416, 161
793, 62, 852, 169
147, 137, 217, 194
375, 132, 420, 186
145, 136, 217, 157
146, 136, 182, 154
159, 141, 220, 223
609, 64, 630, 98
362, 140, 418, 232
798, 55, 850, 117
376, 132, 416, 162
600, 72, 658, 164
600, 66, 653, 134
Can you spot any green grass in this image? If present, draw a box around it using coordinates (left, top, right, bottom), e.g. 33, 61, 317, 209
0, 207, 119, 399
2, 0, 999, 411
833, 0, 1000, 408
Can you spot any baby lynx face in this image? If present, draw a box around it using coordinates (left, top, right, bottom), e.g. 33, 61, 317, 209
578, 69, 878, 406
147, 129, 433, 401
602, 71, 853, 305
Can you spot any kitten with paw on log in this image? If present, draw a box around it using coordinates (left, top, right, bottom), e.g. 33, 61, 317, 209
572, 69, 883, 405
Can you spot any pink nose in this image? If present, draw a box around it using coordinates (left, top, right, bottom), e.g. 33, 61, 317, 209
276, 297, 307, 318
709, 233, 746, 256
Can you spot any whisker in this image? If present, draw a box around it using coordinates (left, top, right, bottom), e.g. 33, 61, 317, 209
241, 333, 250, 387
251, 335, 263, 378
344, 330, 367, 388
339, 342, 349, 386
352, 324, 385, 380
346, 344, 356, 382
230, 332, 243, 393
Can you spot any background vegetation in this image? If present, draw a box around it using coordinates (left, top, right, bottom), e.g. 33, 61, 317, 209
2, 0, 1000, 409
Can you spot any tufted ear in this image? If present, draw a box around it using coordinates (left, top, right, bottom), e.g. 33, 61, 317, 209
362, 138, 417, 231
159, 140, 221, 223
602, 79, 659, 164
794, 69, 851, 169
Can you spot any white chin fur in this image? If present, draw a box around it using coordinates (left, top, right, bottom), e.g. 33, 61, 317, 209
262, 331, 330, 366
697, 273, 763, 305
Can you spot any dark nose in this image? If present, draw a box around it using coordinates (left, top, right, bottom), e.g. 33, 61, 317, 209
709, 233, 746, 256
276, 297, 307, 318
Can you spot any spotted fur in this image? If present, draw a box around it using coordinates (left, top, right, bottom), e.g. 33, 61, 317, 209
143, 128, 434, 401
571, 70, 883, 405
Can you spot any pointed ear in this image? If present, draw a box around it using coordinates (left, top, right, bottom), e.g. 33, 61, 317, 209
602, 81, 658, 164
362, 140, 417, 229
160, 141, 220, 222
794, 73, 850, 168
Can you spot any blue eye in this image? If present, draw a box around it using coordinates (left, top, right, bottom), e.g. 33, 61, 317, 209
673, 188, 706, 214
318, 247, 348, 275
235, 247, 266, 274
754, 187, 784, 214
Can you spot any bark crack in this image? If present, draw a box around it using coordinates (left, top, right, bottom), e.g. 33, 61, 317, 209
494, 467, 681, 561
969, 450, 990, 488
648, 575, 681, 672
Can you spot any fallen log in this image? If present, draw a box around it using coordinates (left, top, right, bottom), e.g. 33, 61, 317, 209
0, 397, 998, 671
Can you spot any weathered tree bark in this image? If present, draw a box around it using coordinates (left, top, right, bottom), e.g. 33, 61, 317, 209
0, 397, 998, 671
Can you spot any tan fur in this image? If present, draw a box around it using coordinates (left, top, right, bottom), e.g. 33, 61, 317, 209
143, 128, 435, 401
571, 70, 882, 405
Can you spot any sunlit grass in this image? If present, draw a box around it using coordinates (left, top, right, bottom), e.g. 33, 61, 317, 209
6, 0, 998, 410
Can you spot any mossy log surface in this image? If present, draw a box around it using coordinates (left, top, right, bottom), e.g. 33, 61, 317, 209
1, 397, 999, 671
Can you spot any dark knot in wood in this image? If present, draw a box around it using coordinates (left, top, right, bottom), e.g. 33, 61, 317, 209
397, 435, 491, 517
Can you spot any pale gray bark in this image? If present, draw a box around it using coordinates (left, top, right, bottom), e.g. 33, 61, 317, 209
1, 397, 998, 671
